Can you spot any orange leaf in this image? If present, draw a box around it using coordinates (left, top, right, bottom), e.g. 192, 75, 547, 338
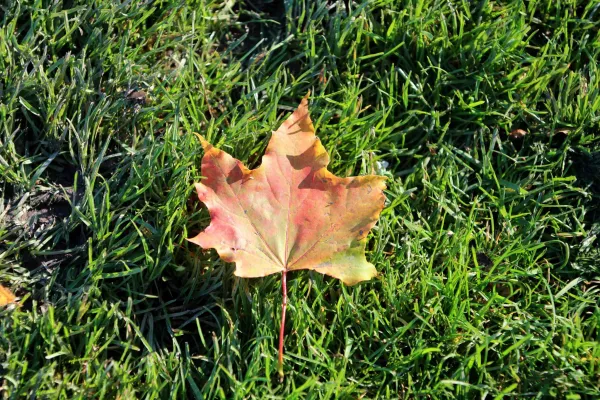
188, 96, 386, 285
0, 284, 16, 306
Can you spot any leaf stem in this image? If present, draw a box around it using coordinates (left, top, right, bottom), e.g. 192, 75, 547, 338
278, 269, 287, 382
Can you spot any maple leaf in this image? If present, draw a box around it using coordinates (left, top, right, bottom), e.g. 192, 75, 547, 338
0, 284, 16, 307
188, 95, 386, 379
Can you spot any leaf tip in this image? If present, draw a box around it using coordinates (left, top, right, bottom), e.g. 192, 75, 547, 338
193, 133, 212, 150
298, 91, 311, 112
342, 264, 378, 286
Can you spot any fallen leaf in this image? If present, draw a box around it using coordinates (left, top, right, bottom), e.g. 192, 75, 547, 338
188, 94, 386, 379
0, 284, 16, 306
509, 128, 527, 139
124, 89, 149, 105
189, 96, 385, 285
554, 128, 571, 136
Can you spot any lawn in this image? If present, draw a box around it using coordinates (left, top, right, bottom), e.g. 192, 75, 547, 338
1, 0, 600, 398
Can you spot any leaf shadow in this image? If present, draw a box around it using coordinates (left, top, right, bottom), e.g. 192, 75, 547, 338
226, 163, 246, 185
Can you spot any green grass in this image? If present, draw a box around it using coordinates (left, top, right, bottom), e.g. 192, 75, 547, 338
1, 0, 600, 398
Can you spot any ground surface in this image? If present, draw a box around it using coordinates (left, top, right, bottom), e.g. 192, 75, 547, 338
1, 0, 600, 398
